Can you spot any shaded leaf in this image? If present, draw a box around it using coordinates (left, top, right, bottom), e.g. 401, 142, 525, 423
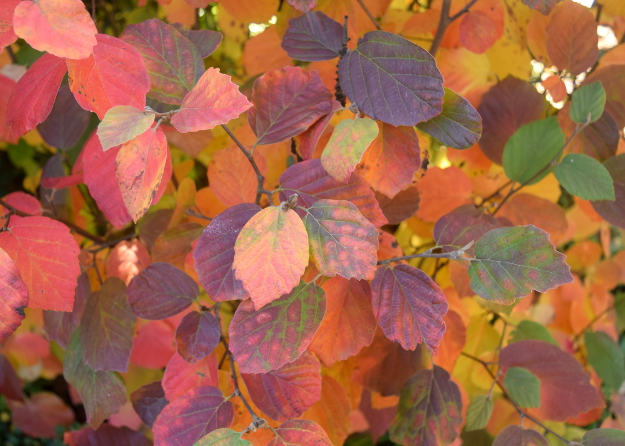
0, 354, 23, 402
521, 0, 562, 15
493, 425, 548, 446
281, 11, 344, 62
582, 429, 625, 446
233, 206, 309, 309
171, 25, 222, 58
389, 366, 462, 445
416, 88, 482, 150
554, 154, 615, 201
170, 68, 252, 133
127, 262, 198, 320
152, 386, 234, 446
267, 419, 332, 446
591, 154, 625, 228
242, 351, 321, 421
151, 222, 202, 270
584, 331, 625, 391
176, 311, 221, 364
195, 429, 252, 446
0, 248, 28, 342
500, 340, 604, 421
131, 381, 169, 429
570, 82, 606, 124
7, 392, 73, 438
465, 395, 493, 431
162, 353, 219, 401
468, 225, 573, 304
37, 85, 91, 150
338, 31, 444, 126
63, 424, 151, 446
0, 0, 20, 49
503, 367, 541, 409
98, 106, 155, 151
287, 0, 317, 13
248, 66, 333, 145
13, 0, 97, 59
6, 53, 67, 137
509, 320, 558, 346
67, 34, 150, 119
434, 205, 499, 257
584, 66, 625, 128
229, 280, 326, 373
570, 110, 619, 162
372, 264, 448, 353
122, 18, 204, 104
375, 185, 420, 225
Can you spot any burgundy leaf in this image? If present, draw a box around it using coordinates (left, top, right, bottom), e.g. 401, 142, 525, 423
171, 24, 222, 58
131, 381, 169, 428
492, 425, 548, 446
64, 424, 152, 446
281, 11, 344, 62
176, 311, 221, 364
374, 185, 420, 225
0, 247, 28, 342
37, 85, 91, 150
0, 354, 24, 402
591, 154, 625, 229
433, 205, 499, 257
297, 100, 342, 160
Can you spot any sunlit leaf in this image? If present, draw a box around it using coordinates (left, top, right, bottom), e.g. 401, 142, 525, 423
503, 367, 541, 409
281, 11, 344, 62
176, 311, 220, 364
300, 375, 351, 445
584, 331, 625, 392
416, 166, 472, 222
0, 248, 27, 342
554, 154, 615, 201
582, 429, 625, 446
591, 154, 625, 229
492, 425, 548, 446
570, 82, 606, 124
98, 106, 155, 151
229, 280, 326, 373
267, 419, 332, 446
131, 381, 169, 429
468, 225, 573, 304
465, 395, 493, 431
194, 429, 252, 446
37, 85, 91, 150
0, 0, 20, 49
459, 11, 498, 54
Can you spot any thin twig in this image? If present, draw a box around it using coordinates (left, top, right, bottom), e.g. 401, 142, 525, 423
92, 254, 103, 285
355, 0, 381, 30
87, 232, 136, 253
378, 242, 473, 265
572, 294, 624, 342
479, 179, 513, 206
430, 0, 480, 57
91, 0, 96, 20
449, 0, 480, 21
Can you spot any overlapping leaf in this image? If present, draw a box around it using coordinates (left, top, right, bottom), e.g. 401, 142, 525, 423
267, 419, 333, 446
297, 100, 342, 160
176, 311, 220, 364
584, 331, 625, 392
0, 0, 20, 49
287, 0, 318, 13
37, 85, 91, 150
0, 248, 28, 342
416, 166, 472, 222
171, 25, 222, 58
503, 367, 541, 409
459, 11, 498, 54
64, 424, 152, 446
43, 272, 90, 348
162, 353, 218, 401
554, 154, 615, 201
522, 0, 562, 15
465, 395, 493, 431
232, 205, 309, 309
98, 106, 155, 151
468, 225, 572, 304
281, 11, 345, 62
67, 34, 150, 119
375, 186, 420, 225
7, 391, 74, 438
338, 31, 444, 126
151, 222, 202, 270
372, 264, 448, 353
570, 82, 606, 124
591, 154, 625, 229
0, 354, 23, 402
248, 66, 333, 145
492, 425, 548, 446
581, 429, 625, 446
195, 429, 252, 446
229, 280, 326, 373
434, 205, 499, 256
131, 381, 169, 428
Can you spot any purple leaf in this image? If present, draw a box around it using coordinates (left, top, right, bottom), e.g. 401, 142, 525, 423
0, 354, 24, 402
37, 85, 91, 150
591, 154, 625, 229
131, 381, 169, 428
433, 205, 499, 257
281, 11, 344, 62
175, 311, 221, 364
171, 24, 222, 58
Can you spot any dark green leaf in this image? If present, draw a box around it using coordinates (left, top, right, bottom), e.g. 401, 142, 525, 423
584, 330, 625, 391
582, 428, 625, 446
554, 154, 615, 201
503, 367, 541, 408
570, 82, 606, 124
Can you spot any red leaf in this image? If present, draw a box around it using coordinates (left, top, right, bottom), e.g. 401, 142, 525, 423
170, 68, 252, 133
0, 216, 80, 311
0, 354, 24, 402
416, 166, 472, 222
0, 0, 20, 49
500, 340, 604, 421
0, 74, 18, 144
127, 262, 197, 320
357, 123, 421, 199
43, 272, 90, 348
130, 320, 176, 369
372, 264, 448, 353
66, 34, 149, 119
80, 277, 136, 372
193, 203, 260, 302
131, 381, 169, 429
8, 392, 74, 438
248, 66, 333, 145
6, 53, 67, 137
279, 159, 387, 227
175, 311, 220, 364
64, 424, 152, 446
459, 10, 498, 54
0, 248, 28, 342
492, 425, 548, 446
233, 206, 309, 309
242, 351, 321, 421
0, 192, 42, 216
229, 280, 326, 373
309, 277, 376, 366
152, 386, 234, 446
162, 353, 219, 401
13, 0, 97, 59
297, 100, 342, 160
115, 128, 169, 222
122, 18, 204, 105
267, 419, 333, 446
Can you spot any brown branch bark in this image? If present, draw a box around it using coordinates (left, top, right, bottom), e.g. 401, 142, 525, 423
430, 0, 480, 57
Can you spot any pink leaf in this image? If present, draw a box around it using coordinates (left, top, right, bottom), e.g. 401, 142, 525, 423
0, 248, 28, 342
8, 392, 74, 438
267, 419, 333, 446
43, 272, 90, 348
0, 0, 20, 49
162, 353, 219, 401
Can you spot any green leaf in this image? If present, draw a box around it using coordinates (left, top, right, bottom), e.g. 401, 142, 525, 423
97, 105, 155, 151
503, 367, 541, 408
468, 225, 573, 304
502, 117, 564, 185
194, 428, 252, 446
582, 428, 625, 446
416, 88, 482, 150
509, 320, 558, 346
584, 330, 625, 391
570, 82, 606, 124
554, 154, 615, 201
465, 395, 493, 431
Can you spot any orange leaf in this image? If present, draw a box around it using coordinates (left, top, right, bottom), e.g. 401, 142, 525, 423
416, 166, 472, 222
541, 75, 567, 103
301, 376, 351, 446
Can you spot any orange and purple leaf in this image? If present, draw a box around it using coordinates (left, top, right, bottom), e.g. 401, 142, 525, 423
267, 419, 333, 446
281, 11, 344, 62
434, 205, 499, 256
0, 248, 28, 342
175, 311, 220, 364
297, 100, 342, 160
131, 381, 169, 429
37, 85, 92, 150
98, 106, 155, 151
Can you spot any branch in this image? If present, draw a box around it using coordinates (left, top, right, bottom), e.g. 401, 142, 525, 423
377, 242, 473, 265
355, 0, 381, 30
430, 0, 480, 57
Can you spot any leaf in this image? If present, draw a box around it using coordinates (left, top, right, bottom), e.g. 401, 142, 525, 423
171, 25, 222, 58
434, 205, 499, 257
267, 419, 333, 446
6, 53, 67, 137
468, 225, 573, 304
503, 117, 564, 185
416, 88, 482, 150
0, 248, 28, 342
279, 159, 387, 227
195, 429, 252, 446
300, 375, 351, 445
98, 106, 155, 151
281, 11, 344, 62
584, 331, 625, 391
492, 425, 548, 446
63, 424, 152, 446
127, 262, 198, 320
591, 154, 625, 229
0, 0, 20, 49
115, 128, 169, 222
232, 206, 309, 309
0, 216, 80, 311
375, 186, 421, 225
320, 118, 379, 183
496, 193, 568, 238
459, 11, 498, 54
152, 222, 202, 270
570, 82, 606, 124
13, 0, 97, 59
309, 277, 376, 366
287, 0, 318, 13
122, 18, 204, 104
521, 0, 562, 15
37, 85, 92, 150
503, 367, 541, 409
131, 381, 169, 428
500, 340, 604, 421
170, 68, 252, 133
372, 264, 448, 353
63, 332, 127, 429
585, 66, 625, 128
0, 354, 23, 402
176, 311, 221, 364
389, 366, 462, 445
7, 392, 74, 438
152, 386, 234, 446
162, 353, 219, 401
582, 429, 625, 446
416, 166, 472, 222
67, 34, 150, 120
465, 395, 493, 431
248, 66, 333, 146
554, 154, 615, 201
338, 31, 444, 126
542, 75, 567, 103
303, 199, 378, 280
229, 280, 326, 373
509, 320, 558, 346
546, 1, 598, 76
242, 351, 321, 421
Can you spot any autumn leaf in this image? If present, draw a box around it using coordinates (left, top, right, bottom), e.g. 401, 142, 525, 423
162, 353, 219, 401
171, 25, 222, 58
98, 106, 155, 151
522, 0, 563, 15
492, 425, 548, 446
195, 429, 252, 446
0, 0, 20, 49
266, 419, 332, 446
37, 84, 91, 150
131, 381, 169, 428
64, 424, 152, 446
0, 248, 28, 342
591, 154, 625, 229
416, 166, 473, 222
434, 205, 499, 257
281, 11, 345, 61
175, 311, 220, 364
